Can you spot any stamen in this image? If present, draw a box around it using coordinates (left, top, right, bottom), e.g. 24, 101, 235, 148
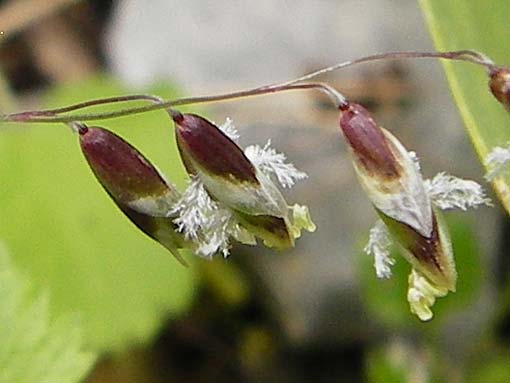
425, 173, 492, 210
245, 140, 307, 188
364, 220, 395, 279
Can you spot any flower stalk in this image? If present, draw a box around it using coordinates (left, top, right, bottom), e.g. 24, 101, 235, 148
1, 49, 502, 124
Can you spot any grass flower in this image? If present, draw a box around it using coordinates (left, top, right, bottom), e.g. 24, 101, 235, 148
339, 103, 491, 320
78, 124, 190, 265
171, 113, 315, 256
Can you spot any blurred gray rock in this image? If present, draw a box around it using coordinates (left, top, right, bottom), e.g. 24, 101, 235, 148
106, 0, 426, 92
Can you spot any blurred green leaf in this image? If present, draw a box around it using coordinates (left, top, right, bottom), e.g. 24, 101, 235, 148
0, 245, 96, 383
467, 352, 510, 383
200, 258, 250, 307
359, 238, 411, 328
366, 345, 408, 383
432, 215, 483, 317
359, 214, 482, 328
420, 0, 510, 214
0, 76, 197, 352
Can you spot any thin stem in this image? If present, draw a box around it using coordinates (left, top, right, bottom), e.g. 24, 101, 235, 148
275, 49, 497, 88
3, 82, 347, 123
4, 94, 164, 121
1, 49, 499, 124
37, 94, 163, 114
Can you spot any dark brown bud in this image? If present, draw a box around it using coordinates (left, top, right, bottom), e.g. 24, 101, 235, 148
339, 103, 401, 179
489, 69, 510, 110
79, 126, 172, 205
338, 103, 456, 292
79, 126, 188, 265
171, 112, 258, 184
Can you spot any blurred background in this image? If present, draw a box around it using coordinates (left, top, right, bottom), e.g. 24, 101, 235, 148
0, 0, 508, 382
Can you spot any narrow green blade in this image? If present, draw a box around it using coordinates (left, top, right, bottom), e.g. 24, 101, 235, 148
420, 0, 510, 213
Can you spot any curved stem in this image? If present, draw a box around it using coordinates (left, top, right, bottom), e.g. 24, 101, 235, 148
1, 49, 498, 124
3, 82, 347, 123
38, 94, 163, 114
275, 49, 497, 88
4, 94, 164, 122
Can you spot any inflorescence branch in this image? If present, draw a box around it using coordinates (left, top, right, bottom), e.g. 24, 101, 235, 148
1, 48, 503, 321
0, 49, 503, 124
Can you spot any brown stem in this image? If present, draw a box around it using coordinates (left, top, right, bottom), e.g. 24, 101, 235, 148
2, 82, 346, 123
0, 49, 499, 124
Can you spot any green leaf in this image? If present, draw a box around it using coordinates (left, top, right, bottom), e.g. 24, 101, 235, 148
419, 0, 510, 214
0, 245, 96, 383
0, 76, 197, 352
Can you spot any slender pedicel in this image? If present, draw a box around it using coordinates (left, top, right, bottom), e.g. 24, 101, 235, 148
277, 49, 497, 88
5, 94, 163, 122
1, 50, 500, 124
3, 82, 346, 123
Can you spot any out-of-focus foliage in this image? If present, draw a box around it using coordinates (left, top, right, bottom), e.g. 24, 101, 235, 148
0, 76, 197, 352
420, 0, 510, 214
200, 258, 250, 307
366, 346, 408, 383
0, 245, 96, 383
359, 215, 482, 327
366, 341, 442, 383
467, 352, 510, 383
